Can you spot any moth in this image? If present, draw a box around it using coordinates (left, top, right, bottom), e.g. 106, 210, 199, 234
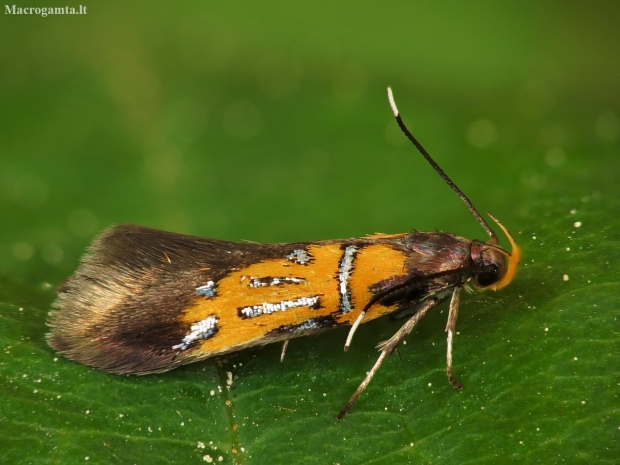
47, 88, 520, 418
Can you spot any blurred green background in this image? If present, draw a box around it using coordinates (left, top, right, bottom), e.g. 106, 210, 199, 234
1, 1, 618, 464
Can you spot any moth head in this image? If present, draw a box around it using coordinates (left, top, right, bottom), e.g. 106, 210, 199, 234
471, 213, 521, 290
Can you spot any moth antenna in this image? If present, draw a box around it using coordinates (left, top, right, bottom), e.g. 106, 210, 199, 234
387, 87, 498, 243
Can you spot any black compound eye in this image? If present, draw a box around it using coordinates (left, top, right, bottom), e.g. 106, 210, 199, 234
476, 265, 500, 287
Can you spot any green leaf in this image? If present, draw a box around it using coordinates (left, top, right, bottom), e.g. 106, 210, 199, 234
1, 2, 619, 464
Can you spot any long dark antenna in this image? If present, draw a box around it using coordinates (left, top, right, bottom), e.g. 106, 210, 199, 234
387, 87, 498, 243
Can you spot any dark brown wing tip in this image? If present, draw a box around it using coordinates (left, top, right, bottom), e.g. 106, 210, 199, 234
47, 293, 188, 375
46, 224, 199, 375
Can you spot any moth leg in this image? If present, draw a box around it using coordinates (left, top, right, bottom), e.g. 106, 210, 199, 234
280, 340, 289, 362
337, 297, 438, 419
344, 310, 366, 352
445, 286, 463, 389
344, 281, 417, 351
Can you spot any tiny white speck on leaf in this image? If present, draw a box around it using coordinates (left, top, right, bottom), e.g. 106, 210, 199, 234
563, 274, 569, 281
573, 221, 582, 228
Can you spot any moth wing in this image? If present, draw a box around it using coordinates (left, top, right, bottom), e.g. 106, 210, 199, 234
47, 224, 295, 374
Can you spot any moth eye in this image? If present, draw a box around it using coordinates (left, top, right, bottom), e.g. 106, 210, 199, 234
476, 265, 500, 287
